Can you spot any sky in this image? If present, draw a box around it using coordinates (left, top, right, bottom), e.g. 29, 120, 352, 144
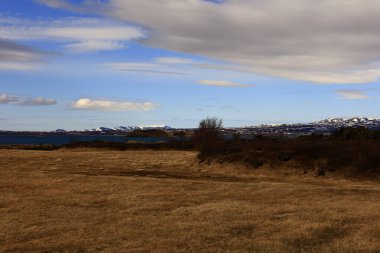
1, 0, 380, 131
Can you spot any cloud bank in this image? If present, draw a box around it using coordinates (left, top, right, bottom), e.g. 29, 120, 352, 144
38, 0, 380, 84
71, 98, 159, 111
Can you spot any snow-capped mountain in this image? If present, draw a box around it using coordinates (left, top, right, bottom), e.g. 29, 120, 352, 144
82, 125, 173, 133
236, 117, 380, 137
48, 117, 380, 136
113, 126, 140, 131
314, 117, 380, 127
137, 125, 172, 130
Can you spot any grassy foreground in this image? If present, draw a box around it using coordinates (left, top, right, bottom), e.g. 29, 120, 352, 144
0, 149, 379, 253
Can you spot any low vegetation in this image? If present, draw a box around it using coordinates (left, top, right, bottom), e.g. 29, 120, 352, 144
126, 129, 170, 137
197, 125, 380, 178
197, 138, 380, 178
0, 149, 379, 252
1, 122, 380, 252
4, 124, 380, 178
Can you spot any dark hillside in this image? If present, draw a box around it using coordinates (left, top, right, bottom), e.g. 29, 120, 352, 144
126, 129, 170, 137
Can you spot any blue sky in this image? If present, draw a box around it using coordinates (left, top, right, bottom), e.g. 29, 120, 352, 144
1, 0, 380, 131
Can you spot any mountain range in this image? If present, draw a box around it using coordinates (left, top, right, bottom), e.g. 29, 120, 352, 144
2, 117, 379, 136
58, 117, 380, 135
242, 117, 380, 136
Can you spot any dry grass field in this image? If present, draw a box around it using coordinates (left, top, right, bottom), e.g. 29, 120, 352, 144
1, 149, 380, 252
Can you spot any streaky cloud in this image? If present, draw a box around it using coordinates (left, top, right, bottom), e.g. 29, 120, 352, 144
0, 16, 145, 53
20, 97, 57, 106
155, 57, 194, 65
105, 62, 187, 75
0, 94, 18, 104
0, 62, 41, 71
335, 90, 369, 100
0, 38, 42, 71
71, 98, 159, 111
0, 94, 57, 105
198, 80, 252, 88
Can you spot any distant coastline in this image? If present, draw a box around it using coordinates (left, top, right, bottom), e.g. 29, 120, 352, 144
2, 117, 380, 138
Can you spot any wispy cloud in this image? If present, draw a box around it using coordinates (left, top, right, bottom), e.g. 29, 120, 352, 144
0, 38, 42, 71
0, 94, 18, 104
65, 40, 125, 53
105, 62, 187, 75
105, 62, 159, 71
154, 57, 194, 65
105, 57, 239, 76
0, 94, 57, 105
192, 63, 246, 73
0, 62, 41, 71
20, 97, 57, 106
0, 17, 145, 53
36, 0, 84, 12
39, 0, 380, 84
0, 39, 40, 61
198, 80, 252, 88
335, 90, 370, 100
71, 98, 159, 111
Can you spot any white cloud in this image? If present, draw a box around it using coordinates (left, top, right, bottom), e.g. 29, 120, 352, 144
39, 0, 380, 84
335, 90, 369, 100
65, 40, 125, 52
0, 17, 145, 52
0, 94, 57, 105
198, 80, 252, 88
71, 98, 159, 111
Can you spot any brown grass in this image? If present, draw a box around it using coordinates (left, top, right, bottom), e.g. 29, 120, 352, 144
0, 149, 380, 252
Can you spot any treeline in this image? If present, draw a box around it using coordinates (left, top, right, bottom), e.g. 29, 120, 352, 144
195, 121, 380, 178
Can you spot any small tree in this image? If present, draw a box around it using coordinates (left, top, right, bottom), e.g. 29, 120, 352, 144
198, 117, 223, 131
195, 117, 223, 155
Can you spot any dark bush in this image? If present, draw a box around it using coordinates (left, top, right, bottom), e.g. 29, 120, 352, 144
197, 135, 380, 178
278, 151, 293, 161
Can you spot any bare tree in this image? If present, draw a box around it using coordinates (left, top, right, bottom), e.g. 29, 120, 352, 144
195, 117, 223, 155
198, 117, 223, 131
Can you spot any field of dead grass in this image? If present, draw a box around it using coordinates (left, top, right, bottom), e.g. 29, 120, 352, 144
0, 149, 379, 252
